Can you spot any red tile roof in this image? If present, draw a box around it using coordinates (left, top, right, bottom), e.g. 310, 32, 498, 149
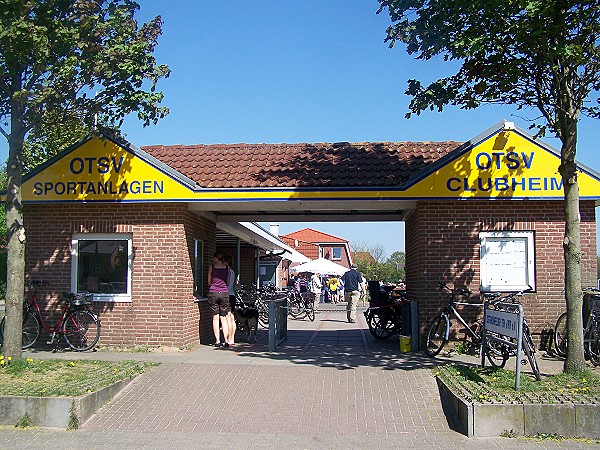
141, 141, 461, 189
281, 228, 347, 244
280, 236, 320, 260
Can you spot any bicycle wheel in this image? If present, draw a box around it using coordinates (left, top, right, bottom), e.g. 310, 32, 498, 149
22, 311, 41, 349
306, 300, 315, 322
366, 310, 396, 340
523, 326, 542, 380
485, 338, 509, 368
62, 309, 100, 351
257, 302, 269, 328
288, 292, 305, 318
426, 314, 449, 356
585, 319, 600, 366
553, 312, 567, 357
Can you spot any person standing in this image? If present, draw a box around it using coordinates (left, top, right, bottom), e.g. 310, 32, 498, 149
223, 255, 237, 346
341, 264, 365, 323
309, 271, 322, 313
327, 275, 340, 303
207, 252, 231, 347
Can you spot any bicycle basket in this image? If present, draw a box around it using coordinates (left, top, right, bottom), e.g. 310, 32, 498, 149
592, 295, 600, 312
68, 293, 93, 307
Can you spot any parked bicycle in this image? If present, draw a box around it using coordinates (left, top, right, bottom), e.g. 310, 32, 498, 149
286, 286, 315, 322
235, 284, 287, 328
0, 280, 101, 352
363, 288, 405, 340
553, 287, 600, 366
425, 283, 509, 367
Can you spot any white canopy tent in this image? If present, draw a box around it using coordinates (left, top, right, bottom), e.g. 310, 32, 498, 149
289, 257, 349, 276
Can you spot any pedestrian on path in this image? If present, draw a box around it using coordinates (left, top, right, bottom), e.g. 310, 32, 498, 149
207, 252, 232, 347
309, 271, 322, 313
223, 254, 237, 346
327, 275, 340, 303
341, 264, 365, 323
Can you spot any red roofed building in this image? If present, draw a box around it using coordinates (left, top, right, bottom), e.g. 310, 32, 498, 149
280, 228, 353, 269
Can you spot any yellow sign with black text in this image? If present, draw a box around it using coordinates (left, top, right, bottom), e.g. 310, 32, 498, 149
22, 138, 195, 202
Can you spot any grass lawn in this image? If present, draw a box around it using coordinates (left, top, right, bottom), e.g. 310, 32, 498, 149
0, 356, 158, 397
436, 362, 600, 404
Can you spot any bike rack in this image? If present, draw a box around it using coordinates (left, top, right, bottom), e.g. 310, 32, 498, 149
268, 293, 288, 352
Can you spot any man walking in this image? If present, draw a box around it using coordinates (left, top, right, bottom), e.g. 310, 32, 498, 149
341, 264, 365, 323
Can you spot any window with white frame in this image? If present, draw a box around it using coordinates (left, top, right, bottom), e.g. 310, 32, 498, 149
480, 231, 535, 292
71, 233, 132, 302
332, 247, 342, 260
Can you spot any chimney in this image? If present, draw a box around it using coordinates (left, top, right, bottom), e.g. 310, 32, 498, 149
270, 223, 280, 236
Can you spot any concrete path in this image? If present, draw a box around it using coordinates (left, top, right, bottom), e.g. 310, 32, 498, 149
0, 304, 596, 449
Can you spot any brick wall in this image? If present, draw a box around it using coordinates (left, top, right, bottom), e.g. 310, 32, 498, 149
406, 200, 597, 348
24, 203, 216, 349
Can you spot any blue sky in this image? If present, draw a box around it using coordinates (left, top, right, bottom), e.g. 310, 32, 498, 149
2, 1, 599, 258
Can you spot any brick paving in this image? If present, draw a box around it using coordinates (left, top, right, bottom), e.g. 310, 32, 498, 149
1, 305, 595, 449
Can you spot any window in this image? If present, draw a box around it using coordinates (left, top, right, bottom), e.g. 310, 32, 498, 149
480, 231, 535, 292
332, 247, 342, 260
71, 233, 132, 302
194, 239, 204, 297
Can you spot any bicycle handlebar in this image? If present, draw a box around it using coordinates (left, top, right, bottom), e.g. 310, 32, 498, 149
439, 282, 471, 297
489, 287, 534, 304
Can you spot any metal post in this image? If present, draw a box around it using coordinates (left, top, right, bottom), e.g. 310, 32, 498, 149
268, 299, 275, 352
481, 302, 488, 368
515, 304, 524, 391
411, 300, 419, 352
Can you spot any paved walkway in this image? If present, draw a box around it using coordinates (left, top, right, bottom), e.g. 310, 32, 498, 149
0, 304, 596, 449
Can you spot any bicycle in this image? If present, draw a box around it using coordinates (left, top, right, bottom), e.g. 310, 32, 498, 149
286, 287, 305, 318
484, 288, 541, 380
554, 287, 600, 365
425, 283, 509, 367
363, 290, 404, 340
0, 280, 101, 352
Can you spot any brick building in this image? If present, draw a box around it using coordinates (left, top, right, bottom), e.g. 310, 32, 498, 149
19, 121, 600, 349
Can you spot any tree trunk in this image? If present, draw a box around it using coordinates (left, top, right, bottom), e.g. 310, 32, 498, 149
559, 123, 586, 372
3, 99, 26, 359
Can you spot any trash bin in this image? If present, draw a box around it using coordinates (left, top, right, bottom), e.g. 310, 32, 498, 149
399, 335, 412, 352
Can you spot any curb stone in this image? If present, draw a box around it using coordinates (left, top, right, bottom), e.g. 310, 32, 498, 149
437, 376, 600, 438
0, 378, 132, 429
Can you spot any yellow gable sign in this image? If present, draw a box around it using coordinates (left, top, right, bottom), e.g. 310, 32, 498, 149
23, 137, 196, 202
402, 129, 600, 200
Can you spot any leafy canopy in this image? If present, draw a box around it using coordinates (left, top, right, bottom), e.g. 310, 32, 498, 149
0, 0, 170, 141
377, 0, 600, 139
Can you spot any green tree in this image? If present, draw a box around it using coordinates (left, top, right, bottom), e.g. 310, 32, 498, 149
377, 0, 600, 372
22, 109, 90, 172
386, 251, 405, 273
0, 0, 170, 358
386, 251, 405, 283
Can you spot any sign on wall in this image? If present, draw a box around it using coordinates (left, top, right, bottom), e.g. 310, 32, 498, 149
479, 231, 535, 292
